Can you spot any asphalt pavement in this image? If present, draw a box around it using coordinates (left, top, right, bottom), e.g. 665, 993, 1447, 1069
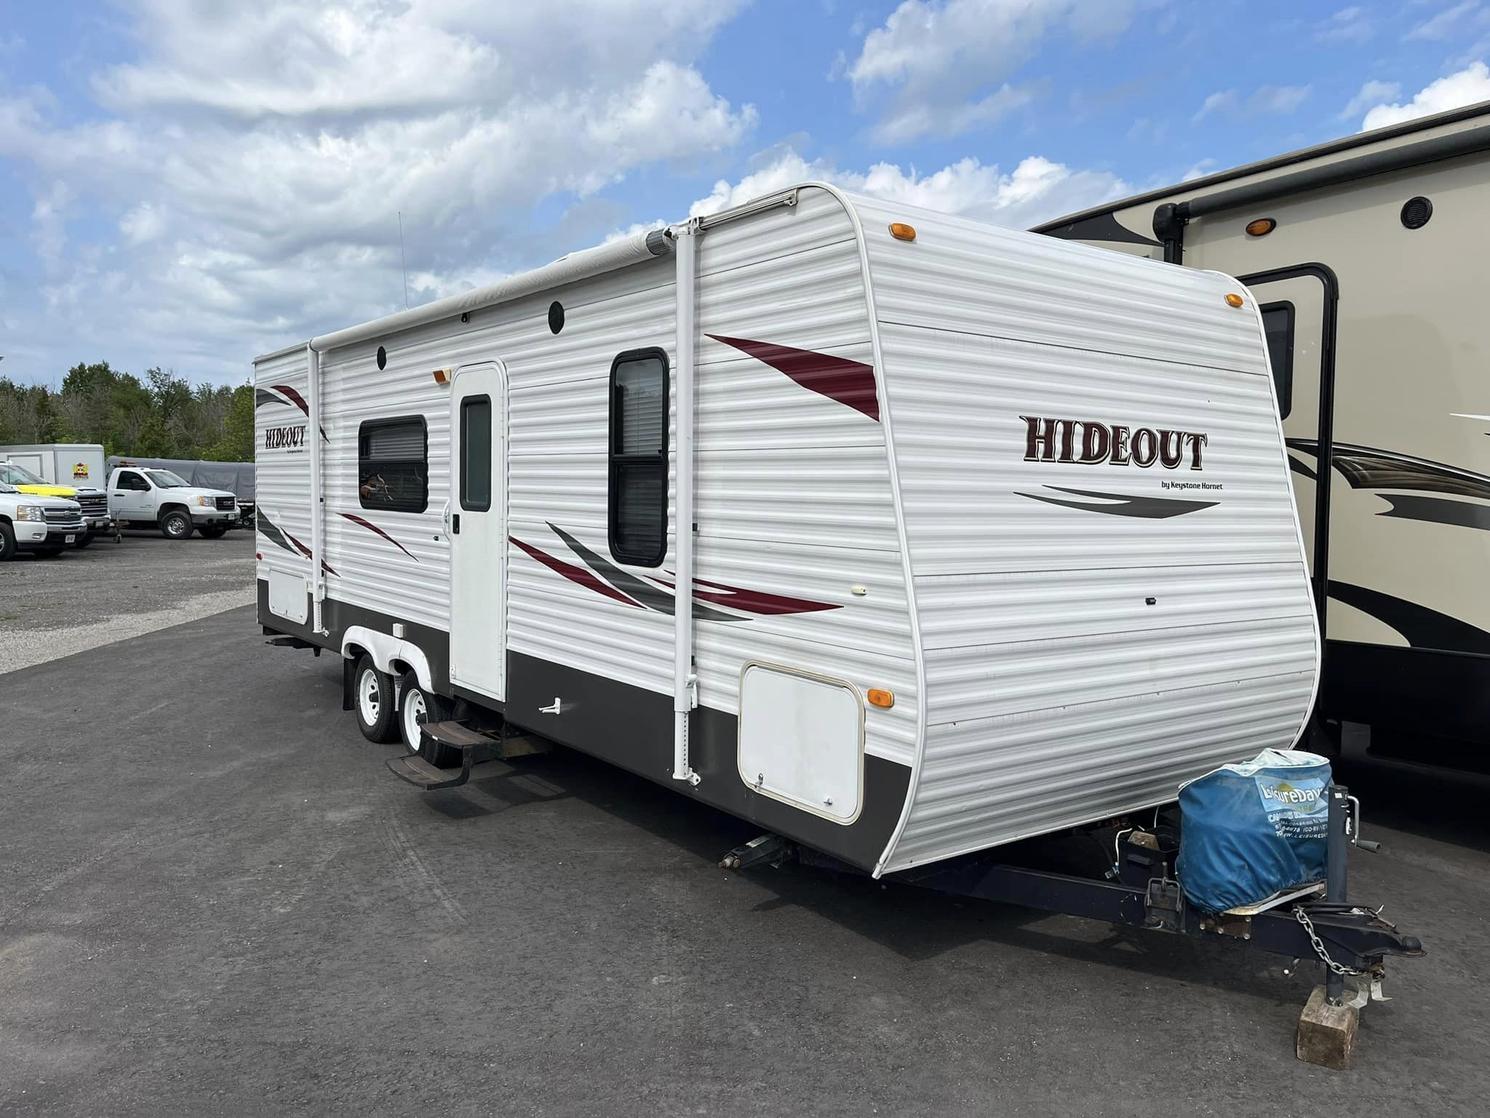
1, 607, 1486, 1115
0, 529, 254, 673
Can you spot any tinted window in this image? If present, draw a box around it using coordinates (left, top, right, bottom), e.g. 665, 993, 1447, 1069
460, 396, 492, 512
608, 350, 667, 566
1260, 302, 1294, 420
116, 471, 148, 491
358, 417, 428, 513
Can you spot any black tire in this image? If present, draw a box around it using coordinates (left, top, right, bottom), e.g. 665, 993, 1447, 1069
398, 672, 458, 766
74, 530, 94, 549
198, 524, 227, 539
353, 654, 399, 743
0, 523, 16, 562
160, 509, 193, 540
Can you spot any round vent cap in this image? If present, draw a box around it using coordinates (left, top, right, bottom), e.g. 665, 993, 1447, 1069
1401, 196, 1433, 230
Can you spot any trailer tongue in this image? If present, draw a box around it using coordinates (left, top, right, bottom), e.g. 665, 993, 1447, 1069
722, 781, 1423, 1071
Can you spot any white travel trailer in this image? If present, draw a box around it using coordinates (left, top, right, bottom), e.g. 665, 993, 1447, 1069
1034, 101, 1490, 768
254, 183, 1322, 877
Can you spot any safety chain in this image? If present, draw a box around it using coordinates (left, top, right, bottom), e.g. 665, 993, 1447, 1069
1293, 905, 1365, 976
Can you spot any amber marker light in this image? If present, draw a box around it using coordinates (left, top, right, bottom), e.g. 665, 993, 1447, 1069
432, 368, 451, 384
1245, 217, 1276, 237
889, 222, 917, 242
867, 688, 895, 709
1225, 292, 1245, 308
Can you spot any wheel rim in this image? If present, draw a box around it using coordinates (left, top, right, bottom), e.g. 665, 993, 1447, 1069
403, 689, 427, 749
167, 516, 186, 537
357, 669, 381, 725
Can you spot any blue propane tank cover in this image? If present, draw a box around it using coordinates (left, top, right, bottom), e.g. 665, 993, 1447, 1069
1176, 749, 1332, 913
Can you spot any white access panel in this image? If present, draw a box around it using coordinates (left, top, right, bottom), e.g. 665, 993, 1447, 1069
738, 664, 863, 824
268, 570, 308, 624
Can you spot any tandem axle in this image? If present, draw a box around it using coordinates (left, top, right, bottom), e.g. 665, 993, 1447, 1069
721, 784, 1423, 1070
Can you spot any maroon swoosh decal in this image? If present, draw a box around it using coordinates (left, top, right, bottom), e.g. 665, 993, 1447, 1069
340, 512, 419, 561
651, 574, 840, 616
282, 526, 337, 576
510, 535, 642, 608
272, 384, 310, 417
707, 334, 879, 421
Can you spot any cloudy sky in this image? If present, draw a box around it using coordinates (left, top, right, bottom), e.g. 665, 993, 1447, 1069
3, 0, 1488, 386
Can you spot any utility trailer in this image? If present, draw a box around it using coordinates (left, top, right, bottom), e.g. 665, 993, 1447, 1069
255, 183, 1422, 1064
1034, 100, 1490, 771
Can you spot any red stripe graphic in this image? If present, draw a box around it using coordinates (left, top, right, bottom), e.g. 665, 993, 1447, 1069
510, 536, 642, 608
340, 512, 419, 561
271, 384, 310, 418
652, 574, 839, 616
707, 334, 879, 421
282, 526, 337, 576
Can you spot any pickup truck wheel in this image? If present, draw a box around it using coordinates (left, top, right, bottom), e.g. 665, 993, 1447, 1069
73, 530, 94, 549
0, 524, 16, 561
353, 654, 399, 743
198, 525, 227, 539
160, 509, 193, 539
398, 672, 457, 766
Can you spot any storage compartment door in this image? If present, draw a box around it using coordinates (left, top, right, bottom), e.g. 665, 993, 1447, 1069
738, 664, 863, 824
268, 570, 308, 624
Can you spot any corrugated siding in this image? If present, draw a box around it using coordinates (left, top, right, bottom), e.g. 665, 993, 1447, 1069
692, 187, 917, 765
253, 348, 313, 611
842, 193, 1319, 871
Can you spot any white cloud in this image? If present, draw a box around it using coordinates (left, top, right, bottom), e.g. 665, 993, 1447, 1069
1341, 79, 1401, 120
1407, 1, 1483, 41
848, 0, 1145, 142
0, 0, 754, 382
690, 148, 1130, 231
1193, 84, 1308, 123
1316, 6, 1373, 44
1360, 61, 1490, 130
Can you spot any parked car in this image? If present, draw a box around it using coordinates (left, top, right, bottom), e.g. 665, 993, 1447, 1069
0, 480, 85, 560
107, 465, 238, 539
0, 458, 114, 546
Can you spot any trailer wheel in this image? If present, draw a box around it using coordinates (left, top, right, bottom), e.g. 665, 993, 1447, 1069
0, 523, 16, 562
160, 509, 193, 540
398, 672, 457, 766
353, 654, 399, 743
73, 530, 94, 549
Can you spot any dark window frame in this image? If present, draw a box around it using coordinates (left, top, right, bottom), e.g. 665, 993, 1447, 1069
358, 415, 429, 514
1259, 300, 1295, 421
115, 470, 149, 491
607, 347, 669, 567
459, 394, 492, 513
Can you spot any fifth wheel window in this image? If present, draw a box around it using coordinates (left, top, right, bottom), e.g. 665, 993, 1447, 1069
358, 416, 428, 513
608, 350, 668, 566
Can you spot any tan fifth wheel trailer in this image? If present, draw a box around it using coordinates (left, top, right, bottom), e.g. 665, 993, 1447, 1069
1035, 101, 1490, 769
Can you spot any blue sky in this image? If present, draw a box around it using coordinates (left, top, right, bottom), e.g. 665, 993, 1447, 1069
2, 0, 1488, 386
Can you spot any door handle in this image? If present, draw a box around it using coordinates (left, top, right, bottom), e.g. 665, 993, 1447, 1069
452, 513, 460, 534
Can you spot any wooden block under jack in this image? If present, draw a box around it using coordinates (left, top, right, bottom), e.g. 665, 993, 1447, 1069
1296, 985, 1359, 1069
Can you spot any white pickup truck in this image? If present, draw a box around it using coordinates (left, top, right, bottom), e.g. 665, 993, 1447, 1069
0, 480, 85, 560
107, 464, 238, 540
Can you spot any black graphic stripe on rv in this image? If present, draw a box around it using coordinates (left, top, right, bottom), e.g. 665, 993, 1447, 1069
1328, 580, 1490, 655
1377, 494, 1490, 532
1286, 439, 1490, 502
1015, 485, 1217, 518
546, 524, 742, 622
256, 384, 329, 442
258, 511, 337, 576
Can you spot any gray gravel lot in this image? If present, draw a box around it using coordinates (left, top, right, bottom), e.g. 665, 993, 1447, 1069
0, 530, 254, 673
1, 607, 1486, 1115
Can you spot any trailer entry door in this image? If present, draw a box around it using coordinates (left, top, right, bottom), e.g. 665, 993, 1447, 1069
449, 361, 508, 701
1241, 265, 1338, 624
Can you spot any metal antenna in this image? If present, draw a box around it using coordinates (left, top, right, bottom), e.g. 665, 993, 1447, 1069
397, 210, 410, 309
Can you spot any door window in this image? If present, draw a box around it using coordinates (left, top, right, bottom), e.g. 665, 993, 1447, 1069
607, 349, 668, 566
1260, 302, 1294, 419
116, 471, 149, 491
460, 396, 492, 512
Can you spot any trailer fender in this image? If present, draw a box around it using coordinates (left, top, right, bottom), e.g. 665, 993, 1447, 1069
340, 625, 434, 693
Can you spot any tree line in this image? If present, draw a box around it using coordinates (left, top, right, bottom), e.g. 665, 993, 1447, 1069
0, 362, 254, 462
